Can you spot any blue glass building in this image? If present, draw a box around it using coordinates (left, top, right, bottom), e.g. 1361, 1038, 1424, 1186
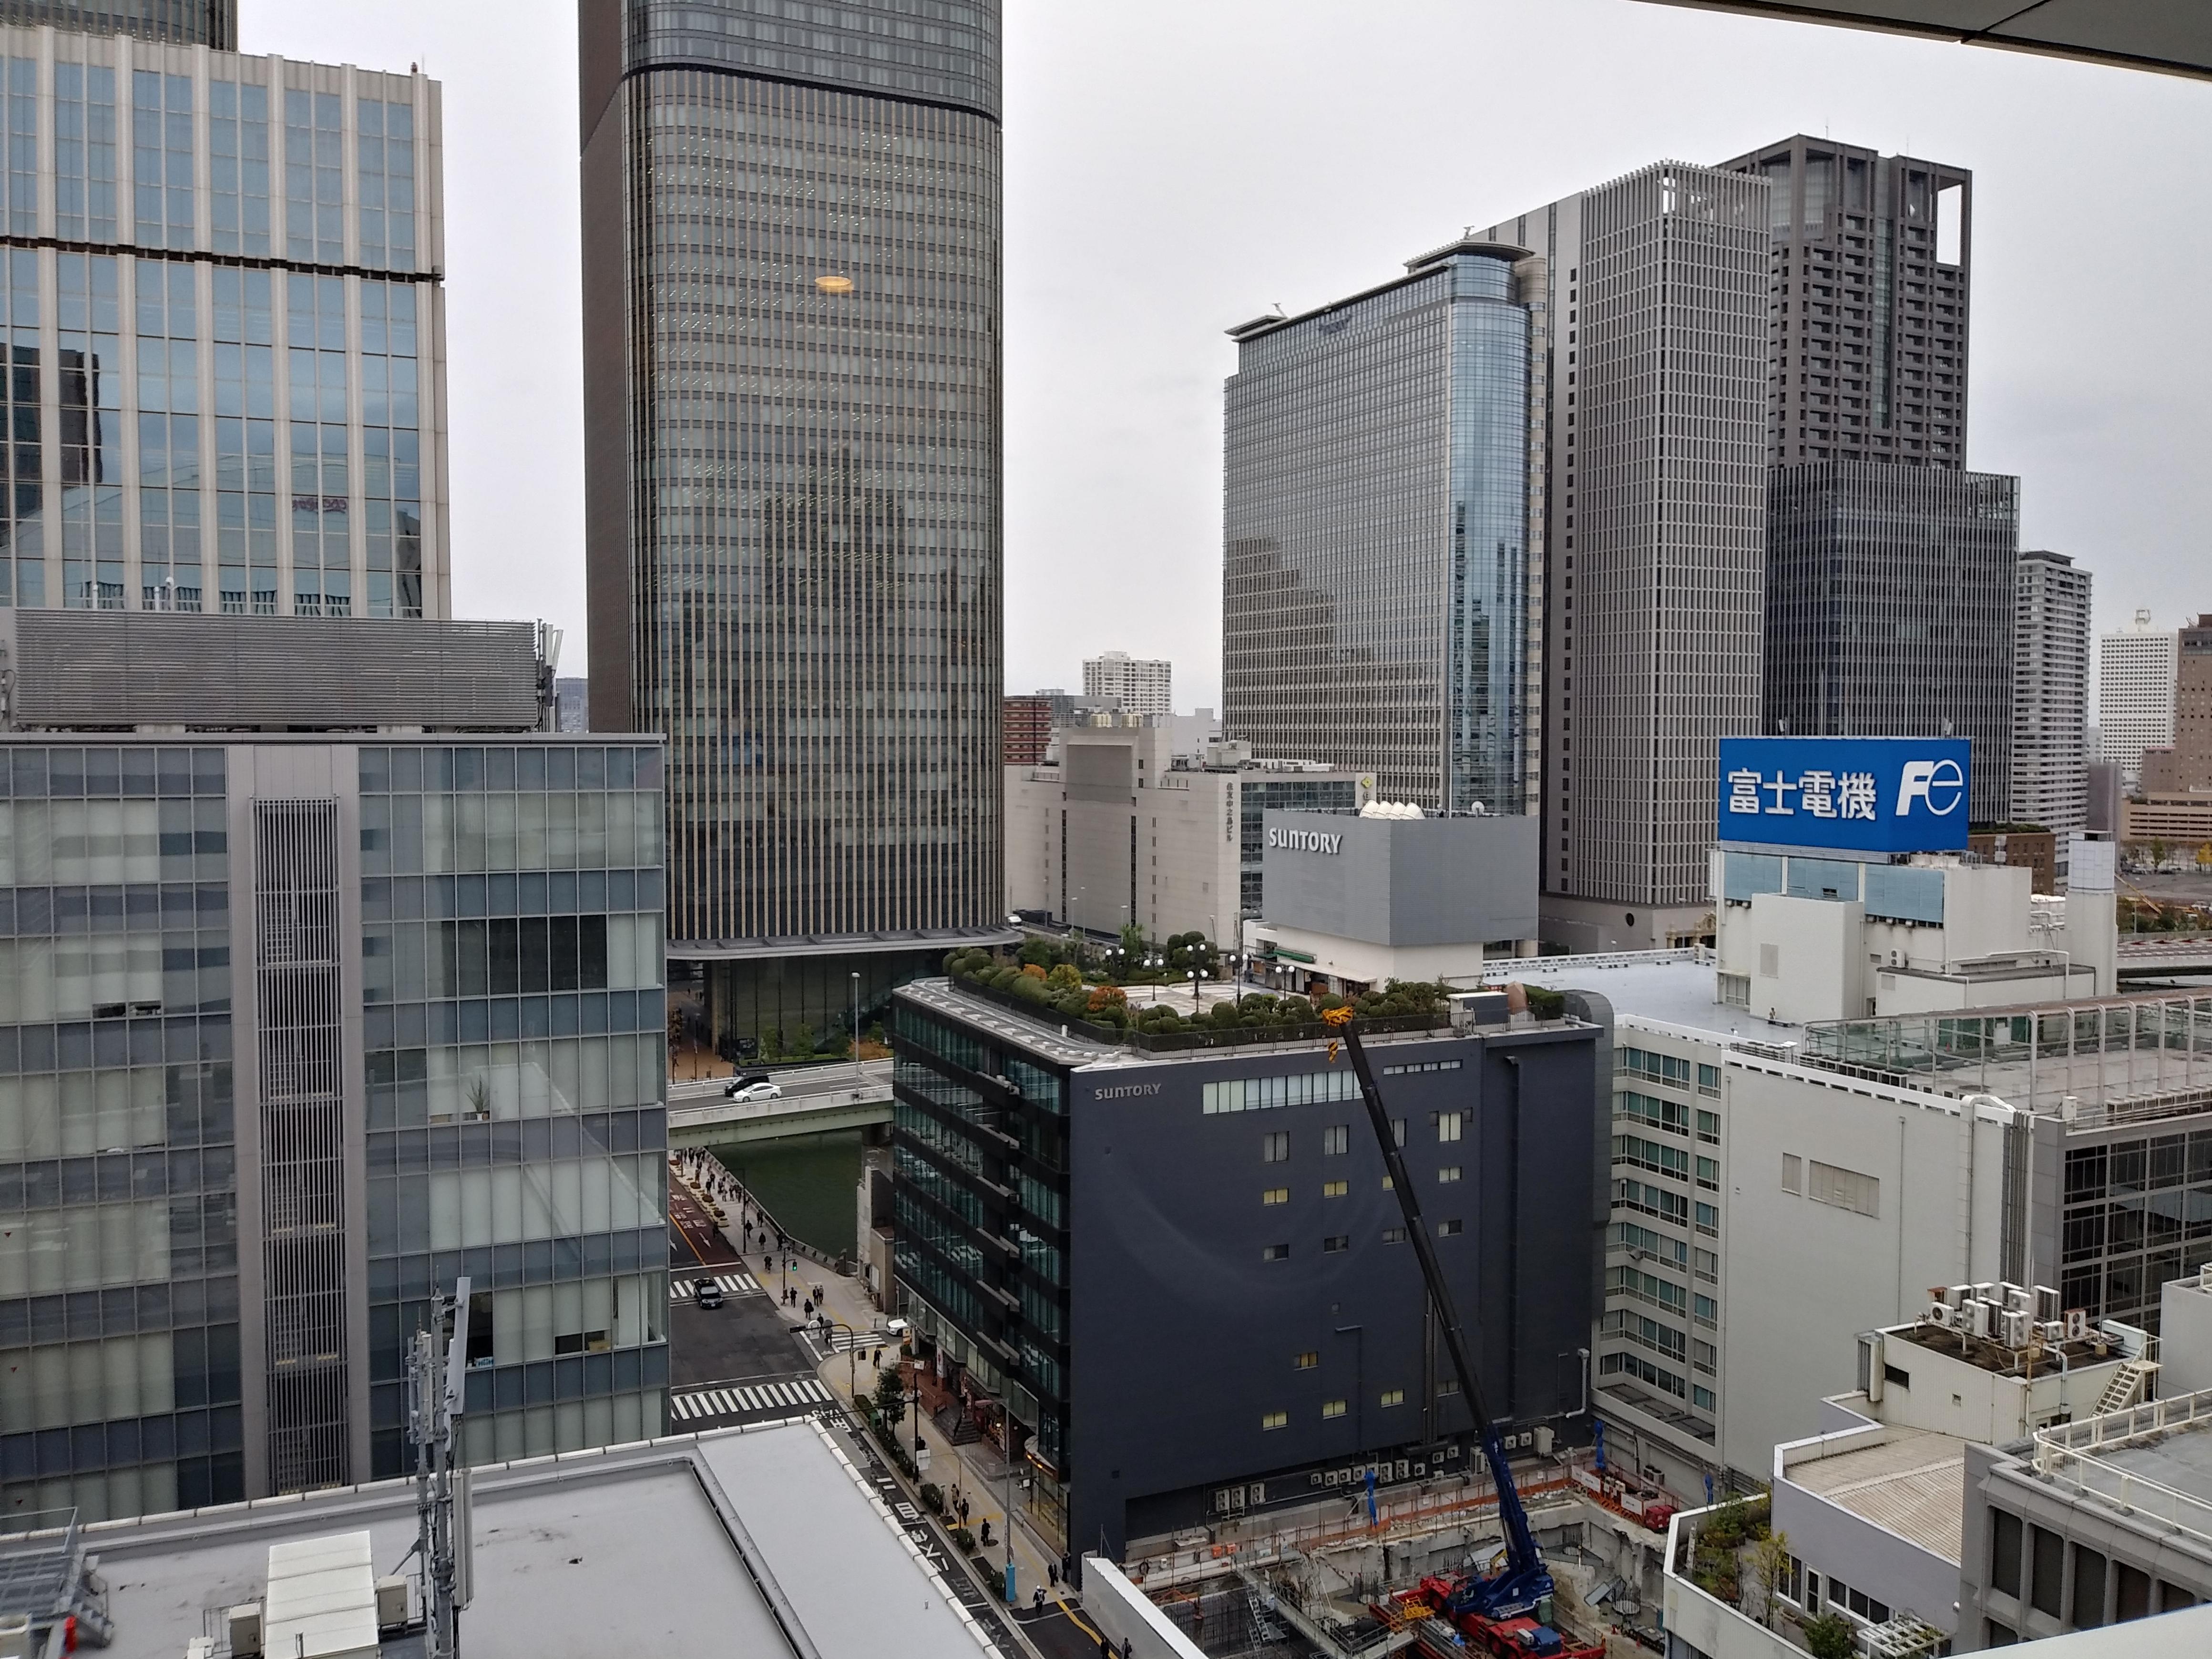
1224, 240, 1540, 817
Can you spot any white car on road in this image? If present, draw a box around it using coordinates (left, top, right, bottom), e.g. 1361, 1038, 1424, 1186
724, 1080, 783, 1103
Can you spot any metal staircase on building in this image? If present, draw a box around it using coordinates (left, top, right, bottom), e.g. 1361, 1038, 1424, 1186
0, 1510, 116, 1650
2095, 1359, 2159, 1415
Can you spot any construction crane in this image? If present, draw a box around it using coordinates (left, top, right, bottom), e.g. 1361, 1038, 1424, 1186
1324, 1008, 1553, 1628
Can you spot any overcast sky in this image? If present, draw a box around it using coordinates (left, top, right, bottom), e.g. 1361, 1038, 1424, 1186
253, 1, 2210, 717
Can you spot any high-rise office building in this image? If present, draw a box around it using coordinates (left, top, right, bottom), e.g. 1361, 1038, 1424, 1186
0, 615, 669, 1526
2101, 610, 2181, 791
1081, 651, 1171, 719
2010, 549, 2091, 875
1720, 136, 1971, 469
1763, 463, 2018, 822
1473, 165, 1770, 949
1223, 238, 1541, 817
0, 23, 446, 620
578, 1, 1005, 1049
0, 1, 231, 48
2141, 615, 2212, 794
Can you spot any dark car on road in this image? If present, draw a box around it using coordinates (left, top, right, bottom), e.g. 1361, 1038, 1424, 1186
722, 1070, 773, 1098
695, 1277, 725, 1310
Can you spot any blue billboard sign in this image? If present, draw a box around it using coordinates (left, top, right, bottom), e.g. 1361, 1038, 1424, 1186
1717, 736, 1972, 854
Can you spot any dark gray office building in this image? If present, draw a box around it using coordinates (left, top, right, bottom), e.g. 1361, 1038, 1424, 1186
0, 1, 231, 47
578, 1, 1007, 1050
1720, 135, 1971, 469
1764, 462, 2018, 822
890, 975, 1605, 1568
1224, 240, 1540, 817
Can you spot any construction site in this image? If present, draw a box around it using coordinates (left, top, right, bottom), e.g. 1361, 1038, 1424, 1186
1106, 1444, 1681, 1659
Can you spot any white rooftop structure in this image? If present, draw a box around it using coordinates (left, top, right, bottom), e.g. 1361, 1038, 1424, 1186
0, 1420, 1004, 1659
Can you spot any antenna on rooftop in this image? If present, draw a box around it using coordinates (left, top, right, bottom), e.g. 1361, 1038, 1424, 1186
410, 1278, 474, 1658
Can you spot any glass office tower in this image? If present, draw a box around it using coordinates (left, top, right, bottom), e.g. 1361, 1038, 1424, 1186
1765, 461, 2019, 823
0, 23, 446, 620
0, 2, 231, 48
0, 735, 667, 1524
580, 1, 1006, 1049
1223, 240, 1538, 815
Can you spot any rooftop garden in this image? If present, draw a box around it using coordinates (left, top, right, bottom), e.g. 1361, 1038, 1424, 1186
939, 937, 1462, 1045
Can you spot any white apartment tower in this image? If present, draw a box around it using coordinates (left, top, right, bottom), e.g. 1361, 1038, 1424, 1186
2011, 550, 2091, 877
1083, 651, 1173, 718
2099, 609, 2179, 790
1474, 163, 1771, 952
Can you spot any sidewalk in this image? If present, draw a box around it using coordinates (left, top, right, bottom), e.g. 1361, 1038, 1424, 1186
677, 1160, 1085, 1647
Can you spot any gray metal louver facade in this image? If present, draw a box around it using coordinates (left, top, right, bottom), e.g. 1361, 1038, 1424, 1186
2, 613, 543, 732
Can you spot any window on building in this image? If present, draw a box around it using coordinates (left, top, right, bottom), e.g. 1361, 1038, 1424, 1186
2073, 1547, 2106, 1628
1380, 1389, 1404, 1408
1261, 1410, 1288, 1431
2029, 1526, 2064, 1618
1809, 1159, 1879, 1217
1696, 1110, 1720, 1145
1782, 1154, 1802, 1195
1437, 1219, 1462, 1237
1323, 1124, 1349, 1156
1989, 1509, 2023, 1600
1434, 1110, 1463, 1142
1439, 1166, 1461, 1184
2116, 1563, 2151, 1621
1322, 1235, 1348, 1253
1262, 1188, 1289, 1206
1382, 1227, 1406, 1244
1262, 1132, 1289, 1163
1322, 1180, 1347, 1198
1294, 1351, 1318, 1371
1262, 1243, 1289, 1261
1321, 1399, 1346, 1419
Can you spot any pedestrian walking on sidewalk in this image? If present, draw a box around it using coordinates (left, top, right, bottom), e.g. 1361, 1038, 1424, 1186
1033, 1587, 1044, 1611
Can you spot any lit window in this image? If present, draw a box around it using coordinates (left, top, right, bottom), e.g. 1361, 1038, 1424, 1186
1322, 1180, 1348, 1198
1321, 1399, 1346, 1419
1380, 1389, 1405, 1408
1294, 1352, 1318, 1371
1262, 1410, 1288, 1431
1262, 1188, 1289, 1206
1438, 1166, 1461, 1184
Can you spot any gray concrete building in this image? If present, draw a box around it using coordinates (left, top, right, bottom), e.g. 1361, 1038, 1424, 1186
1223, 237, 1543, 819
889, 973, 1607, 1568
1474, 164, 1770, 953
1082, 652, 1171, 720
579, 1, 1006, 1048
1761, 462, 2020, 824
0, 20, 446, 620
2013, 549, 2093, 877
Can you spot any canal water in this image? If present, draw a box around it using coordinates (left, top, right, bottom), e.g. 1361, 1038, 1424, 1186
702, 1128, 862, 1261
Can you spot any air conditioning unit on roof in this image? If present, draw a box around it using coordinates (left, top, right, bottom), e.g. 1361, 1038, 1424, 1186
2066, 1309, 2091, 1342
2000, 1310, 2033, 1348
1927, 1301, 1956, 1329
1967, 1301, 1995, 1339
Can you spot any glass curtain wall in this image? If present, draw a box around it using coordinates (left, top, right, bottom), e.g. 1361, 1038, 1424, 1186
357, 743, 671, 1476
0, 30, 440, 620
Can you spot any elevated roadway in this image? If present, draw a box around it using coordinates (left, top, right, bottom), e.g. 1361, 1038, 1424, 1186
667, 1057, 892, 1146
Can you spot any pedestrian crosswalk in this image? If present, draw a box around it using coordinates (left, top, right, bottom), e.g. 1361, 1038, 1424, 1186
824, 1326, 893, 1353
672, 1272, 762, 1301
669, 1375, 837, 1423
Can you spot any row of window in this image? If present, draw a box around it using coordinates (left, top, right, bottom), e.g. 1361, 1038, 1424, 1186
1987, 1506, 2198, 1632
1259, 1389, 1414, 1430
1260, 1221, 1461, 1260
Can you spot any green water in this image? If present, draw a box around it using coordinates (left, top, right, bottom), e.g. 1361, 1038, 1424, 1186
705, 1129, 863, 1261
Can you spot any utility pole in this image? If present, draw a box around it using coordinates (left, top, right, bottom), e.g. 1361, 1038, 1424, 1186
409, 1278, 473, 1659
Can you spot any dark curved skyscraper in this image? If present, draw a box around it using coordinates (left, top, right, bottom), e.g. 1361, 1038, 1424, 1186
579, 1, 1004, 1046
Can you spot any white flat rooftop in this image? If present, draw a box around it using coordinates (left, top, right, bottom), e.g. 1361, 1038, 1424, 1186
1787, 1428, 1967, 1564
1488, 952, 1805, 1045
49, 1420, 999, 1659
